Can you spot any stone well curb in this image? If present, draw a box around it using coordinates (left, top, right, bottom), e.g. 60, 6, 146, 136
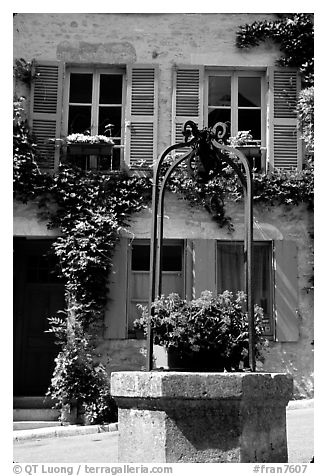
287, 398, 314, 411
13, 399, 313, 442
13, 422, 118, 442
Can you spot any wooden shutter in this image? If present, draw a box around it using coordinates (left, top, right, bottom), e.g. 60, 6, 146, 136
192, 239, 216, 297
125, 65, 158, 168
105, 238, 128, 339
172, 66, 204, 143
274, 240, 299, 342
267, 67, 302, 170
30, 61, 64, 170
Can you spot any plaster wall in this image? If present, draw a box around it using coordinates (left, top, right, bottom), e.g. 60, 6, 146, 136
13, 12, 280, 153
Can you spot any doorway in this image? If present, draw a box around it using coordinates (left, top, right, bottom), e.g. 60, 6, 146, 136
13, 238, 65, 396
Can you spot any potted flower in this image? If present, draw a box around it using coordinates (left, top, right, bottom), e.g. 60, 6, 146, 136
66, 133, 115, 156
227, 131, 262, 169
134, 290, 268, 371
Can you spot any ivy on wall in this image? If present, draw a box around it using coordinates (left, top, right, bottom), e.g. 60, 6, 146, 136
236, 13, 314, 87
14, 97, 152, 422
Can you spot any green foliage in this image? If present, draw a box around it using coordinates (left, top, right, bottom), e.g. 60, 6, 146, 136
297, 87, 314, 154
13, 95, 152, 422
13, 58, 37, 85
46, 320, 117, 424
236, 13, 314, 86
41, 168, 151, 421
13, 97, 52, 201
134, 291, 268, 371
168, 160, 313, 230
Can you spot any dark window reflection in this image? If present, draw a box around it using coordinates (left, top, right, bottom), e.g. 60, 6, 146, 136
132, 243, 182, 272
69, 74, 93, 103
208, 76, 231, 107
238, 109, 261, 140
238, 77, 261, 107
98, 107, 122, 137
100, 74, 123, 104
68, 106, 92, 134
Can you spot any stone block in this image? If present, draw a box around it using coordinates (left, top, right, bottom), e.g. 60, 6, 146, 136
111, 371, 293, 463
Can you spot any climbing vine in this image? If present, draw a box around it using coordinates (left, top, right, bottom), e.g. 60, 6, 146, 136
14, 96, 152, 422
236, 13, 314, 86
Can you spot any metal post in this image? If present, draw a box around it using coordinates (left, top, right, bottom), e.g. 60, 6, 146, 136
147, 142, 195, 371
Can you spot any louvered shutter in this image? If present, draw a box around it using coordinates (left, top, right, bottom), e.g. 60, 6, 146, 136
30, 61, 64, 170
267, 67, 302, 170
125, 65, 158, 168
172, 66, 204, 143
274, 240, 299, 342
105, 238, 128, 339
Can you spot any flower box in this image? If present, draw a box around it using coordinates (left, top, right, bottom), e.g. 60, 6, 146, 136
67, 143, 113, 156
236, 144, 261, 160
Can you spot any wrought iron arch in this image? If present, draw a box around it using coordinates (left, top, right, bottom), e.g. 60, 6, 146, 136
146, 122, 256, 372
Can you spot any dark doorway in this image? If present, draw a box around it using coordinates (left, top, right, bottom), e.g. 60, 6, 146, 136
13, 238, 65, 396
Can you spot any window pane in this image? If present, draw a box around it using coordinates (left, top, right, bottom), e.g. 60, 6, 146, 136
69, 73, 93, 103
217, 241, 272, 335
217, 242, 243, 293
132, 243, 183, 272
162, 245, 182, 272
238, 109, 261, 140
208, 76, 231, 106
68, 105, 92, 134
238, 77, 261, 107
208, 108, 231, 134
98, 107, 122, 137
132, 244, 150, 271
100, 74, 122, 104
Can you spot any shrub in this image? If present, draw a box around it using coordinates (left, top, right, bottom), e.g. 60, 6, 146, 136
134, 290, 268, 371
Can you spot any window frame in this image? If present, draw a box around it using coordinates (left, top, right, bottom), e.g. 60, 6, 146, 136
127, 238, 185, 338
204, 69, 267, 145
63, 65, 127, 169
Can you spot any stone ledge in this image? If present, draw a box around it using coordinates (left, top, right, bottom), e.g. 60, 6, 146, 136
111, 371, 293, 402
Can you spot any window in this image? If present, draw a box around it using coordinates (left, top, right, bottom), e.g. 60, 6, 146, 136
206, 71, 265, 171
65, 67, 125, 171
128, 240, 184, 337
216, 241, 273, 336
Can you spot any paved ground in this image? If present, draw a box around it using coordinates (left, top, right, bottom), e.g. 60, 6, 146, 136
14, 431, 119, 463
13, 406, 313, 463
287, 407, 314, 463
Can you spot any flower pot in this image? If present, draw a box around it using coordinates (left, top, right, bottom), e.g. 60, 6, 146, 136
68, 143, 113, 156
167, 347, 225, 372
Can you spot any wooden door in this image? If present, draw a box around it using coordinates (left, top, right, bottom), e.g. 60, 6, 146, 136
13, 238, 65, 396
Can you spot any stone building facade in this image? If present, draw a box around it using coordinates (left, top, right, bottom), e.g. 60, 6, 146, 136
13, 13, 313, 400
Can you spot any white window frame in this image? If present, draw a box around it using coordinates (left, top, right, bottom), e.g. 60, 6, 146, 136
63, 65, 127, 168
204, 69, 267, 146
